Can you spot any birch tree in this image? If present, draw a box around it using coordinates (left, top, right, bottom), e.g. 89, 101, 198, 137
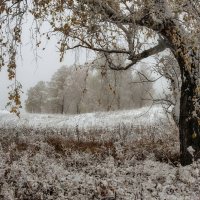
1, 0, 200, 165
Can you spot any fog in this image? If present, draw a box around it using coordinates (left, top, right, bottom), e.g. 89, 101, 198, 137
0, 44, 167, 111
0, 18, 167, 111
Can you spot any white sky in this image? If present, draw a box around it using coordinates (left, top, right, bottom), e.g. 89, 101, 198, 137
0, 19, 168, 111
0, 25, 93, 110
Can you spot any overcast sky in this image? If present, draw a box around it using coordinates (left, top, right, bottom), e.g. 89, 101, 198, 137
0, 19, 168, 111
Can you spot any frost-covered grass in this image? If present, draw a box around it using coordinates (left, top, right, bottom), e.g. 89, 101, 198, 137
0, 105, 167, 130
0, 106, 200, 199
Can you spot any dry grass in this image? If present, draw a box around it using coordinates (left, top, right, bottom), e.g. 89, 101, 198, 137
128, 136, 180, 166
0, 124, 186, 199
0, 122, 180, 166
46, 135, 116, 158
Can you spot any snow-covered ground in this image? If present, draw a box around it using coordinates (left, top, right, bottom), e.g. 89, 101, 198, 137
0, 106, 199, 199
0, 105, 167, 130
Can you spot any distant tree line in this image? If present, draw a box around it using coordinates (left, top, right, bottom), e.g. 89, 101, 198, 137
25, 55, 154, 114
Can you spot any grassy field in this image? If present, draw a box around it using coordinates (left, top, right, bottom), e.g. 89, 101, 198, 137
0, 107, 199, 199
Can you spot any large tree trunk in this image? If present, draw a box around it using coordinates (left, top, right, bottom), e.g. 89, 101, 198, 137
174, 43, 200, 166
179, 76, 200, 165
160, 19, 200, 165
179, 81, 200, 165
174, 47, 200, 165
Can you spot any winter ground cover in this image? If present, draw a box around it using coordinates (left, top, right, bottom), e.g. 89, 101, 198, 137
0, 106, 166, 130
0, 106, 200, 199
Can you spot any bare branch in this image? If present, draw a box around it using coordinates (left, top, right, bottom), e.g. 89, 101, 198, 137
66, 44, 130, 54
129, 41, 167, 63
130, 73, 163, 83
107, 40, 167, 71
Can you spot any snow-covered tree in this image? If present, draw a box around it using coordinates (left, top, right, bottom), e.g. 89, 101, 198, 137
1, 0, 200, 165
83, 54, 154, 111
155, 53, 181, 124
130, 64, 155, 108
25, 81, 46, 113
63, 65, 88, 114
45, 66, 69, 113
26, 60, 153, 114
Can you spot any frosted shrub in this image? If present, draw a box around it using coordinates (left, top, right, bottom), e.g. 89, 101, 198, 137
0, 117, 199, 199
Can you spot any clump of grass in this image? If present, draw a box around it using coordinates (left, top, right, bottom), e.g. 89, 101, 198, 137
0, 121, 180, 165
46, 135, 116, 158
124, 128, 180, 166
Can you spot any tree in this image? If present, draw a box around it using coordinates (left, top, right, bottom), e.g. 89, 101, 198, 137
44, 66, 69, 113
155, 52, 181, 125
25, 81, 46, 113
63, 65, 88, 114
84, 54, 154, 111
130, 64, 155, 108
26, 59, 153, 114
1, 0, 200, 165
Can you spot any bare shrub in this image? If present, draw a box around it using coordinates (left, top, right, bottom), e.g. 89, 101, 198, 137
46, 135, 116, 159
0, 122, 198, 200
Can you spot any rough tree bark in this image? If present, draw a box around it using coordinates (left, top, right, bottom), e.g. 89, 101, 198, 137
119, 1, 200, 165
105, 0, 200, 165
159, 20, 200, 165
179, 75, 200, 165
